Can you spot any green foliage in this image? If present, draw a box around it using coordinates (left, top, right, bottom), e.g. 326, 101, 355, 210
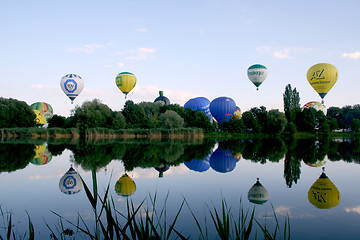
351, 118, 360, 132
159, 110, 184, 129
263, 110, 287, 134
242, 111, 260, 132
283, 84, 300, 123
183, 108, 214, 132
0, 97, 36, 128
72, 99, 113, 133
296, 108, 316, 132
112, 111, 126, 129
219, 117, 246, 133
0, 143, 35, 172
122, 100, 148, 128
48, 114, 66, 128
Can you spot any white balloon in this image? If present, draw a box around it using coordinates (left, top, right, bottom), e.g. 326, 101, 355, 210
59, 166, 83, 195
60, 74, 84, 104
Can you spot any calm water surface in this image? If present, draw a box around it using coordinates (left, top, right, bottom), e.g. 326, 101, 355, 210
0, 138, 359, 239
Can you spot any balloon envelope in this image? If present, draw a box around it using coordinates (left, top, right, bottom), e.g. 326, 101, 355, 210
115, 173, 136, 197
115, 72, 137, 98
31, 145, 52, 165
247, 64, 268, 90
210, 147, 236, 173
33, 110, 47, 125
308, 171, 340, 209
59, 166, 83, 195
307, 63, 338, 100
248, 178, 269, 205
60, 74, 84, 104
184, 154, 211, 172
302, 101, 327, 115
30, 102, 53, 120
210, 97, 236, 123
184, 97, 212, 120
154, 90, 170, 106
233, 106, 241, 119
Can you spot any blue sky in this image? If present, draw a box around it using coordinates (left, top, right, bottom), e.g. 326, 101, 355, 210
1, 0, 359, 117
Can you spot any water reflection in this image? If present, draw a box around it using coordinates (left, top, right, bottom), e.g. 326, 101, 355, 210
115, 173, 136, 197
59, 166, 83, 195
247, 178, 269, 205
1, 137, 359, 190
308, 167, 341, 209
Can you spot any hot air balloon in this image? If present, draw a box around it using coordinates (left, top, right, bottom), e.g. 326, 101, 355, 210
59, 166, 83, 195
33, 110, 47, 125
31, 144, 52, 165
155, 164, 170, 178
154, 91, 170, 106
115, 173, 136, 197
308, 168, 340, 209
302, 101, 327, 115
115, 72, 137, 99
210, 146, 237, 173
210, 97, 236, 124
248, 178, 269, 205
233, 106, 242, 119
184, 97, 212, 120
60, 74, 84, 104
184, 154, 211, 172
307, 63, 338, 104
30, 102, 53, 121
247, 64, 268, 90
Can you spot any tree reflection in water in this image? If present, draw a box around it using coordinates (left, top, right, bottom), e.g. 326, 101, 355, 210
1, 137, 359, 188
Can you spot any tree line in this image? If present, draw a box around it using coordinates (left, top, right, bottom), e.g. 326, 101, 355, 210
1, 84, 360, 134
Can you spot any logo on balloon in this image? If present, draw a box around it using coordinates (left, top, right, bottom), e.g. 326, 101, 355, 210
64, 79, 77, 93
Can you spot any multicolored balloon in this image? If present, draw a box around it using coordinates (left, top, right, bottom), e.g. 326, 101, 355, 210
233, 106, 242, 119
60, 74, 84, 104
302, 101, 327, 115
31, 144, 52, 165
115, 173, 136, 197
30, 102, 53, 121
307, 63, 338, 103
59, 166, 83, 195
115, 72, 137, 99
210, 97, 236, 124
248, 178, 269, 205
308, 169, 340, 209
184, 97, 212, 120
247, 64, 268, 90
154, 91, 170, 106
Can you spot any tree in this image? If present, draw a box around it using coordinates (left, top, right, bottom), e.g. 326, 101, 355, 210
72, 99, 113, 133
283, 84, 300, 131
0, 97, 35, 128
351, 118, 360, 132
48, 114, 66, 128
183, 108, 214, 132
296, 108, 316, 132
263, 110, 287, 134
122, 100, 148, 128
242, 111, 260, 132
159, 110, 184, 129
112, 111, 126, 129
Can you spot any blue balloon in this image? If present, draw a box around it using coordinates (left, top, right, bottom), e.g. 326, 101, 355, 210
184, 154, 211, 172
210, 97, 236, 123
210, 147, 237, 173
184, 97, 212, 120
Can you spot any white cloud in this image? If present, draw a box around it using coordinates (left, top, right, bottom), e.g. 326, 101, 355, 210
137, 28, 148, 32
345, 206, 360, 214
67, 44, 105, 54
257, 46, 311, 59
115, 48, 156, 60
30, 84, 58, 90
117, 62, 125, 67
342, 51, 360, 59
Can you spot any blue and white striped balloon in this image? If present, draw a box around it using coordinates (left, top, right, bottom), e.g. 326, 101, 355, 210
60, 74, 84, 104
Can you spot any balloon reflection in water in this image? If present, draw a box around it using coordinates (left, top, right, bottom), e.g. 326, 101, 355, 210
59, 166, 83, 195
184, 154, 211, 172
155, 164, 170, 178
210, 147, 237, 173
248, 178, 269, 205
305, 159, 326, 168
308, 168, 340, 209
31, 144, 52, 165
115, 173, 136, 197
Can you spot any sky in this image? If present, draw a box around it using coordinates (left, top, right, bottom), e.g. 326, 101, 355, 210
1, 0, 359, 117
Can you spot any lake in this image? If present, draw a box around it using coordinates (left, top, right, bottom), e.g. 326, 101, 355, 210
0, 137, 359, 239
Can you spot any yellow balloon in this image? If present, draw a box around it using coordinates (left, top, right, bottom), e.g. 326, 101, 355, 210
308, 171, 340, 209
115, 173, 136, 197
33, 110, 47, 125
115, 72, 137, 98
307, 63, 338, 101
